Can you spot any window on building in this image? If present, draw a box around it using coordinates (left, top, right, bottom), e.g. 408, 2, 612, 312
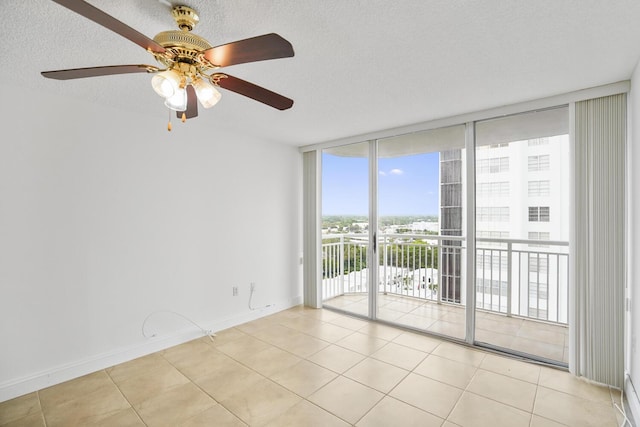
477, 251, 507, 271
528, 279, 549, 320
528, 206, 550, 222
476, 278, 508, 298
529, 255, 549, 273
528, 306, 548, 320
478, 157, 509, 174
529, 282, 548, 300
478, 143, 509, 150
528, 138, 549, 146
477, 207, 510, 222
528, 231, 550, 241
528, 180, 550, 197
477, 230, 510, 248
478, 181, 510, 197
528, 231, 550, 247
528, 154, 550, 171
477, 230, 510, 239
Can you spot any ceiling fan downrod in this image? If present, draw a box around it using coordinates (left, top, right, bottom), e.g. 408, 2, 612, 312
171, 5, 199, 32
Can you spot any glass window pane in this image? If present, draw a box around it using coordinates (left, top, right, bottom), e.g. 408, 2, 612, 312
475, 106, 569, 362
376, 124, 466, 340
321, 141, 369, 315
540, 206, 550, 222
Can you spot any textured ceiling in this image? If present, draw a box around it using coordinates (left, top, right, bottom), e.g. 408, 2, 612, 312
4, 0, 640, 146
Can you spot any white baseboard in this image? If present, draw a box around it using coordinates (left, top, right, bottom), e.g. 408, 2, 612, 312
0, 299, 296, 403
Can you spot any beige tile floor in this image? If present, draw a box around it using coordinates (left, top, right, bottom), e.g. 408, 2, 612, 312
0, 305, 624, 427
325, 294, 570, 363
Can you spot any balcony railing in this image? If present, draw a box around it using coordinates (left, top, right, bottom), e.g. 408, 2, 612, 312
322, 234, 569, 324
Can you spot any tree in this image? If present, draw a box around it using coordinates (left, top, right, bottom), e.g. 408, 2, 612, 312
381, 241, 438, 270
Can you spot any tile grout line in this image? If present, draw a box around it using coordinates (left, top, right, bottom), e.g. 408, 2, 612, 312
104, 368, 149, 427
349, 337, 455, 423
306, 373, 382, 426
376, 357, 449, 423
36, 390, 48, 427
301, 397, 355, 426
161, 343, 244, 422
529, 384, 541, 427
290, 316, 405, 423
441, 354, 482, 423
158, 341, 249, 425
196, 318, 341, 425
454, 367, 549, 422
300, 375, 346, 416
350, 389, 386, 426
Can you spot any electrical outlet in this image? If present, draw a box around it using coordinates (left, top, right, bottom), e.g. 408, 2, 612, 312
233, 286, 238, 296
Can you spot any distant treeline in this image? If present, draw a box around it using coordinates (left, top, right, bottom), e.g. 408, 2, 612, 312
322, 238, 439, 278
323, 215, 438, 230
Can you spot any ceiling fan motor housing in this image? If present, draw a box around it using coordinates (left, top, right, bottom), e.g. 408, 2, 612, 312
153, 31, 213, 65
153, 7, 218, 72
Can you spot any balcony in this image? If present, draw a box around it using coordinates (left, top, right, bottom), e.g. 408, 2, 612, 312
322, 234, 569, 363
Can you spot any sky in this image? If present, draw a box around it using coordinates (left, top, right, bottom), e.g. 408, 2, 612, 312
322, 151, 440, 216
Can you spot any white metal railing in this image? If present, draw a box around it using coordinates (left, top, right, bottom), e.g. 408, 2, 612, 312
475, 237, 569, 324
322, 234, 569, 324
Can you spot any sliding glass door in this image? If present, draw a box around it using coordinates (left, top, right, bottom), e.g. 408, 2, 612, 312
321, 141, 370, 316
318, 106, 571, 364
474, 107, 570, 363
375, 126, 466, 340
320, 126, 469, 343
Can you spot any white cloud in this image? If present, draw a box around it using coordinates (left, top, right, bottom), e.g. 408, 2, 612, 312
380, 169, 404, 177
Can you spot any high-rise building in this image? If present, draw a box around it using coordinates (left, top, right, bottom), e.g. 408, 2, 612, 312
438, 135, 570, 317
440, 149, 463, 303
475, 136, 570, 243
474, 135, 570, 320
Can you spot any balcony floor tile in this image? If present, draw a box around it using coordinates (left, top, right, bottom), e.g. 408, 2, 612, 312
325, 293, 569, 364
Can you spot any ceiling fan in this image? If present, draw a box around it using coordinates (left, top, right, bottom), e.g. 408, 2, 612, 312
41, 0, 294, 128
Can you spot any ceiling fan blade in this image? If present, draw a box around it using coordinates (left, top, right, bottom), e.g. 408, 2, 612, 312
177, 85, 199, 119
214, 74, 293, 110
50, 0, 166, 54
41, 65, 160, 80
203, 33, 294, 67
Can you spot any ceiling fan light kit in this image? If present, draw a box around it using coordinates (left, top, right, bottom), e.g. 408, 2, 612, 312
192, 78, 221, 108
41, 1, 295, 130
164, 86, 188, 111
151, 68, 182, 98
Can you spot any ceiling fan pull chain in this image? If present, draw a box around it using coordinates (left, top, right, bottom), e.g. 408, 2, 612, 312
181, 112, 186, 123
167, 110, 172, 132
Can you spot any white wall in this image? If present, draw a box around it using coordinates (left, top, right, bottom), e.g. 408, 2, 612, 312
628, 60, 640, 420
0, 84, 302, 401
